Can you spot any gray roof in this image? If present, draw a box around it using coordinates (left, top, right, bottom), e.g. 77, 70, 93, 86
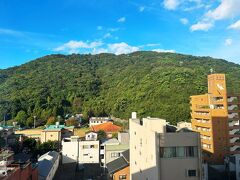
106, 149, 129, 174
106, 156, 128, 174
38, 151, 59, 178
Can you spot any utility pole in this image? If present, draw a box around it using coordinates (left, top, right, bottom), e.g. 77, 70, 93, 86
33, 116, 36, 129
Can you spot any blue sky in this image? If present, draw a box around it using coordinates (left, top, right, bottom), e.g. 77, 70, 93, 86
1, 0, 240, 69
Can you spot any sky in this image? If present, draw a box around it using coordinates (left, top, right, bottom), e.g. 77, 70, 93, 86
1, 0, 240, 69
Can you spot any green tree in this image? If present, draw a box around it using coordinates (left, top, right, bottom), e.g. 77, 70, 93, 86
97, 130, 107, 140
46, 116, 57, 125
15, 110, 28, 126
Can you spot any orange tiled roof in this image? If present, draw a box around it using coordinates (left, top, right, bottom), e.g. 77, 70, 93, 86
91, 122, 121, 133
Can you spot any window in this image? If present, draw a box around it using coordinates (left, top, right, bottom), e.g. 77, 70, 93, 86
160, 146, 198, 158
111, 152, 121, 158
119, 175, 127, 179
187, 170, 197, 177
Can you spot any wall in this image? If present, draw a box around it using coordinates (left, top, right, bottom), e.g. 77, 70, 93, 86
113, 166, 130, 180
41, 131, 61, 142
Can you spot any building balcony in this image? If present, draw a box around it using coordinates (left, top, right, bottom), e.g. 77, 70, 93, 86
229, 129, 240, 135
228, 113, 239, 119
229, 120, 240, 127
228, 105, 238, 111
230, 137, 240, 143
230, 145, 240, 152
228, 97, 238, 103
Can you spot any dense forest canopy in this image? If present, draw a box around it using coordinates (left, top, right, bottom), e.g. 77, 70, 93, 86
0, 51, 240, 126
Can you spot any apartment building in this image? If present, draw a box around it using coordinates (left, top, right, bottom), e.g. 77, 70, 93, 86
191, 74, 240, 164
130, 114, 202, 180
62, 136, 100, 165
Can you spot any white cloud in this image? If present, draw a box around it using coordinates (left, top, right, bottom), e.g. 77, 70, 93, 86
206, 0, 240, 20
190, 22, 213, 31
228, 20, 240, 30
92, 48, 108, 54
190, 0, 240, 31
139, 6, 145, 12
0, 28, 25, 37
97, 26, 103, 30
53, 40, 103, 54
103, 33, 112, 39
117, 17, 126, 23
163, 0, 180, 10
152, 49, 176, 53
146, 43, 161, 47
180, 18, 189, 25
108, 28, 120, 32
224, 38, 233, 46
108, 42, 139, 55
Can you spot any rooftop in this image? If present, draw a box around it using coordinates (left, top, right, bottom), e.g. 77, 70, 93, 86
43, 125, 74, 131
106, 150, 129, 174
91, 122, 121, 133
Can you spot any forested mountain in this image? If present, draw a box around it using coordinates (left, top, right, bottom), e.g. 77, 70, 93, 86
1, 51, 240, 126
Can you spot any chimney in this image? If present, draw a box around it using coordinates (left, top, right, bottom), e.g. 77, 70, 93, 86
55, 121, 60, 128
131, 112, 137, 119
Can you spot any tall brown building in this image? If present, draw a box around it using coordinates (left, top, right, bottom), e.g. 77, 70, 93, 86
191, 74, 240, 164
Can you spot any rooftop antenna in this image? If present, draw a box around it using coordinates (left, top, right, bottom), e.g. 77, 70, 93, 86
210, 68, 214, 74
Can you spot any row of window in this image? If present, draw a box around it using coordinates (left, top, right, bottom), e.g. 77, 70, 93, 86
82, 145, 98, 149
160, 146, 198, 158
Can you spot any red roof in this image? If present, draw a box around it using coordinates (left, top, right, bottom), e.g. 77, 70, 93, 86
91, 122, 121, 133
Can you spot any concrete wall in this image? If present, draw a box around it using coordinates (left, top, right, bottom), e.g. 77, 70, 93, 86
41, 131, 61, 143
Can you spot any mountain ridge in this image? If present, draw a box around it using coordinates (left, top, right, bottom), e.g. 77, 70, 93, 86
1, 51, 240, 126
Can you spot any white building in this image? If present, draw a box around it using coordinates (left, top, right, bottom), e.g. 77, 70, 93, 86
85, 131, 98, 141
62, 136, 99, 165
177, 121, 192, 130
38, 151, 60, 180
89, 117, 111, 126
130, 113, 202, 180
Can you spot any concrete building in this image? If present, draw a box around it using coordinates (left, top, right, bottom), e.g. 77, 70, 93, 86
177, 121, 192, 130
191, 74, 240, 164
100, 133, 129, 168
15, 123, 74, 143
89, 117, 112, 126
38, 151, 60, 180
62, 136, 100, 165
130, 114, 202, 180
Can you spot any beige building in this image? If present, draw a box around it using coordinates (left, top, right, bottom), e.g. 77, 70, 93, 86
15, 123, 74, 143
130, 113, 202, 180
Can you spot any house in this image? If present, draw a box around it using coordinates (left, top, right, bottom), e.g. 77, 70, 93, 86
130, 112, 202, 180
0, 150, 38, 180
41, 123, 74, 142
100, 132, 129, 168
15, 123, 74, 143
62, 136, 100, 165
89, 117, 112, 126
106, 150, 130, 180
38, 151, 60, 180
85, 131, 98, 141
91, 122, 121, 138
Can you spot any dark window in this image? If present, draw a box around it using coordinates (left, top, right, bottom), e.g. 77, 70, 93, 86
187, 170, 197, 177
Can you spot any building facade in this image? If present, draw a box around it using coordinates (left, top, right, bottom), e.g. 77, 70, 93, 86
130, 114, 202, 180
62, 136, 100, 165
191, 74, 240, 164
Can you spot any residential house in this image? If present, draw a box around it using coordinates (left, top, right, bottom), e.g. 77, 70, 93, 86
85, 131, 98, 141
91, 122, 121, 138
38, 151, 60, 180
106, 150, 129, 180
89, 117, 112, 126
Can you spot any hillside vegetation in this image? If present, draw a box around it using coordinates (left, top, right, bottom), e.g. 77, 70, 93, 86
0, 51, 240, 126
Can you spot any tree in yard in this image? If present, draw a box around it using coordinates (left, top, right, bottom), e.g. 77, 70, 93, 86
15, 110, 28, 127
46, 116, 57, 125
23, 138, 37, 151
97, 130, 107, 140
